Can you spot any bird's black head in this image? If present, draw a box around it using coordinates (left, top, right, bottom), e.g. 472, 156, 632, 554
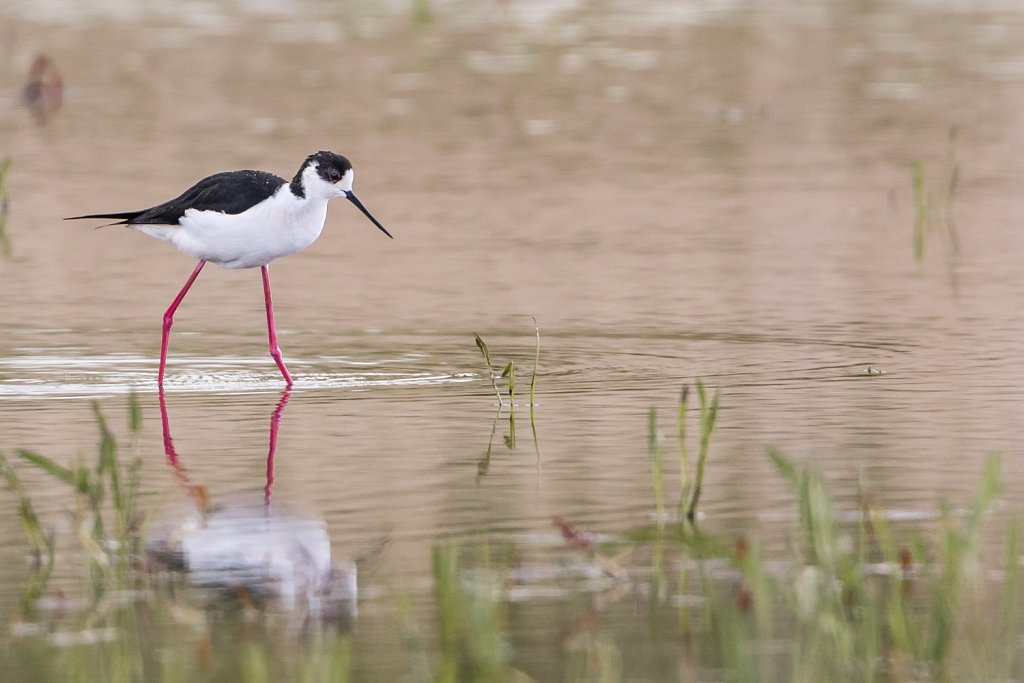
290, 150, 393, 239
311, 150, 352, 185
290, 150, 352, 198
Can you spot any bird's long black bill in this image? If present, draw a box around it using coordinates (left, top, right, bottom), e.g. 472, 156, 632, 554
347, 193, 393, 239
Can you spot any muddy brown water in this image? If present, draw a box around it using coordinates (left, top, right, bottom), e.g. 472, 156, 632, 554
1, 1, 1023, 679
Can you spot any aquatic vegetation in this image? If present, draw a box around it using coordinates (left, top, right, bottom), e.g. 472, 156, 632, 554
912, 160, 927, 261
552, 449, 1016, 681
474, 322, 543, 466
646, 407, 666, 526
473, 333, 504, 406
648, 380, 721, 526
0, 393, 144, 607
0, 398, 1020, 681
687, 382, 719, 522
912, 127, 961, 262
472, 318, 540, 409
732, 449, 1009, 680
0, 397, 356, 682
410, 0, 432, 27
432, 545, 511, 682
0, 455, 54, 610
427, 448, 1017, 681
528, 316, 540, 408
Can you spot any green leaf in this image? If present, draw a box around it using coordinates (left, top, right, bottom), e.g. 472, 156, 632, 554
688, 381, 719, 522
0, 451, 53, 561
127, 390, 142, 434
92, 402, 121, 510
502, 361, 515, 402
529, 317, 540, 405
17, 449, 75, 485
766, 446, 800, 488
474, 333, 503, 406
474, 333, 493, 370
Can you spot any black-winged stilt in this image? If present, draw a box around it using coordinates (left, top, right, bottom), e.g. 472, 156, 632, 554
68, 151, 392, 386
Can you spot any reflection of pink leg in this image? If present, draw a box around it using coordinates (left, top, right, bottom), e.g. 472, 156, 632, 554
158, 387, 178, 466
261, 265, 293, 386
159, 261, 206, 385
159, 391, 210, 511
158, 386, 195, 493
160, 387, 292, 510
264, 387, 293, 506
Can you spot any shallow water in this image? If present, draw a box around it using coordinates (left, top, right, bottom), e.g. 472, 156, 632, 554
1, 0, 1024, 679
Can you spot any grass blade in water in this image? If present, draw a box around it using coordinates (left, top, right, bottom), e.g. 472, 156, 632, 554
93, 402, 122, 513
501, 361, 515, 405
913, 160, 927, 261
0, 451, 54, 565
676, 385, 690, 520
647, 408, 665, 528
127, 390, 142, 435
529, 316, 539, 408
17, 449, 75, 486
474, 333, 503, 406
687, 381, 719, 522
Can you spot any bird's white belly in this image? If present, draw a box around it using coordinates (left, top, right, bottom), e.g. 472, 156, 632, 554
135, 194, 329, 269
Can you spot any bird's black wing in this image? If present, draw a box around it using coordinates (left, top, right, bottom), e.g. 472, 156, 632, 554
66, 170, 287, 225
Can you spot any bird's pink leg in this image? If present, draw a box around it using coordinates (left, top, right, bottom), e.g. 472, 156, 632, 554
159, 260, 206, 385
261, 265, 293, 386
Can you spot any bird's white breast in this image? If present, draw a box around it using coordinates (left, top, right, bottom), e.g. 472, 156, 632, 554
136, 187, 329, 269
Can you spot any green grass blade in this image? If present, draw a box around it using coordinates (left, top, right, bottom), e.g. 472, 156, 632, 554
529, 316, 539, 408
93, 402, 122, 512
504, 410, 516, 450
474, 333, 503, 406
964, 453, 1001, 539
766, 446, 800, 487
127, 390, 142, 435
687, 381, 719, 522
1001, 514, 1021, 676
501, 361, 515, 404
431, 545, 508, 682
648, 408, 665, 528
17, 449, 75, 485
913, 161, 927, 261
433, 546, 461, 683
529, 407, 542, 467
676, 385, 690, 521
942, 127, 961, 253
0, 451, 54, 562
411, 0, 432, 26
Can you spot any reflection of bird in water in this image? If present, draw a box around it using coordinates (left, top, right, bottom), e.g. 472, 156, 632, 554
151, 504, 355, 619
149, 389, 357, 624
22, 53, 63, 124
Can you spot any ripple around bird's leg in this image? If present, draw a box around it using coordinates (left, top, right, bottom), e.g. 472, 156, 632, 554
0, 354, 477, 399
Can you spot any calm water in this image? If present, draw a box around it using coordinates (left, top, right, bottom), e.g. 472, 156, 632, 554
1, 1, 1024, 679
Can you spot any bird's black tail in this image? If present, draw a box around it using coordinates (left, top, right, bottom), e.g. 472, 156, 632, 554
65, 211, 142, 226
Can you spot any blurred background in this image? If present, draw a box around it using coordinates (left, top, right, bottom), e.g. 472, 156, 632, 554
1, 1, 1024, 679
2, 1, 1023, 335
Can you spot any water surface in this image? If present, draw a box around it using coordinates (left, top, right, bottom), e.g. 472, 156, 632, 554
1, 1, 1023, 679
